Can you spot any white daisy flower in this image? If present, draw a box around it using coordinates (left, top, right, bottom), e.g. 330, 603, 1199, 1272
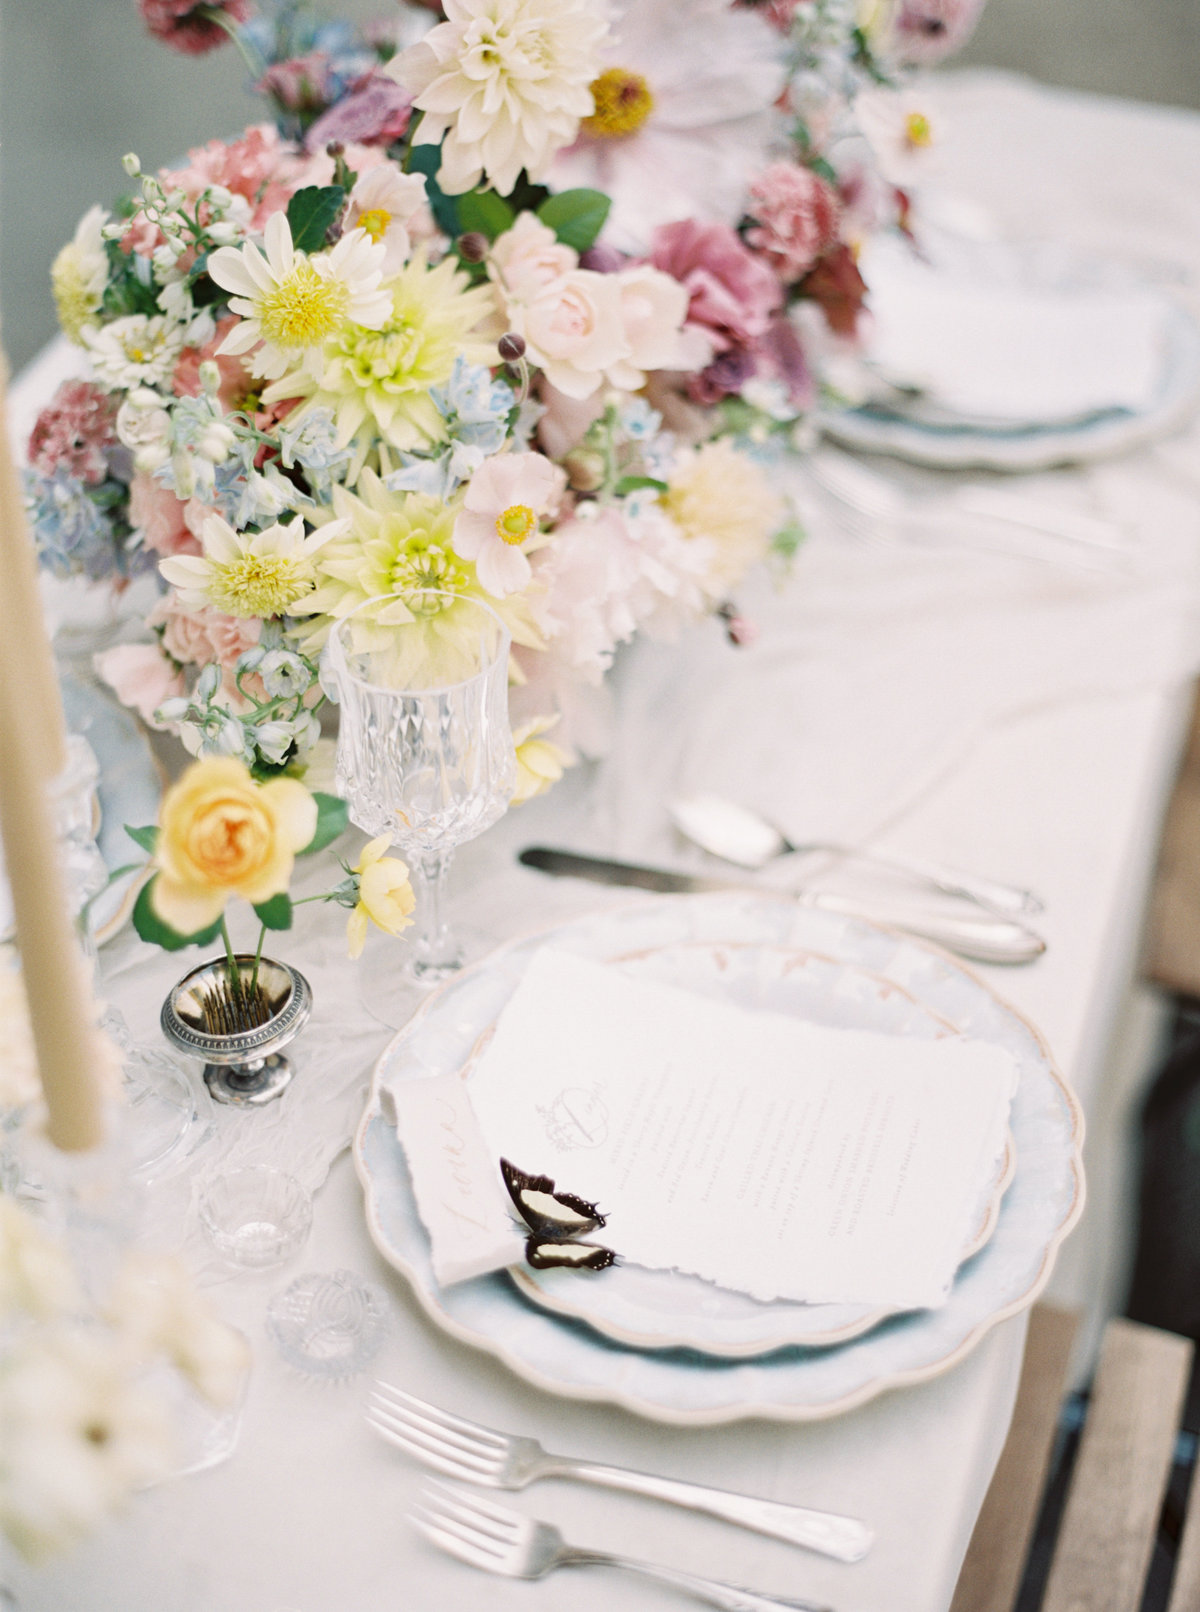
550, 0, 787, 252
51, 204, 109, 343
389, 0, 610, 196
83, 315, 187, 393
207, 212, 391, 382
159, 513, 344, 620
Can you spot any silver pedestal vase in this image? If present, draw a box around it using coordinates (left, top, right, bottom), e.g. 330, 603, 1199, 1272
160, 955, 312, 1108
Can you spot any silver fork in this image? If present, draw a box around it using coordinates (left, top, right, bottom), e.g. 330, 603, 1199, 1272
368, 1382, 871, 1561
412, 1481, 835, 1612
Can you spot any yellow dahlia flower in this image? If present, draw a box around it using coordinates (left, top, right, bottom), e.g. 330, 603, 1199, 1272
663, 439, 786, 598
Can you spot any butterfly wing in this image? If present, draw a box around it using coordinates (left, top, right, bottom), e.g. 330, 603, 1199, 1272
525, 1236, 617, 1272
500, 1157, 606, 1241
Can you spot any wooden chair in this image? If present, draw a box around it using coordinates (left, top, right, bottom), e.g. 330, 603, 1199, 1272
952, 1305, 1197, 1612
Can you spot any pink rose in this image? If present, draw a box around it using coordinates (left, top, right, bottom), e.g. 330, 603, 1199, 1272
746, 162, 841, 282
93, 643, 185, 728
149, 595, 261, 670
649, 219, 782, 352
515, 271, 629, 401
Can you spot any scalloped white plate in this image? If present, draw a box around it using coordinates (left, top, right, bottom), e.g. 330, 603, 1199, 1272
354, 895, 1083, 1425
469, 940, 1015, 1356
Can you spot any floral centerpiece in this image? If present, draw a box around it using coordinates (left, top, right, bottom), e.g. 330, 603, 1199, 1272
26, 0, 985, 783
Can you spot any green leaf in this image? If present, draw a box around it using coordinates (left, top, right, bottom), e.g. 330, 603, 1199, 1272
124, 823, 159, 854
457, 189, 515, 241
253, 892, 293, 931
286, 185, 347, 253
302, 791, 350, 855
536, 189, 610, 254
405, 144, 461, 238
614, 475, 668, 496
132, 878, 223, 952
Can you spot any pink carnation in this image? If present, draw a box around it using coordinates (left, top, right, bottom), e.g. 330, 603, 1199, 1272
173, 316, 251, 412
94, 643, 185, 728
27, 381, 118, 485
149, 595, 261, 670
138, 0, 251, 55
648, 220, 782, 353
746, 162, 841, 282
304, 70, 414, 153
129, 475, 203, 559
163, 125, 319, 230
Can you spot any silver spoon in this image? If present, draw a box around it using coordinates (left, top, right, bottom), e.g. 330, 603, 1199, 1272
668, 794, 1043, 920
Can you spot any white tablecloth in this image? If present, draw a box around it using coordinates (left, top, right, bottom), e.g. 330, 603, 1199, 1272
7, 67, 1200, 1612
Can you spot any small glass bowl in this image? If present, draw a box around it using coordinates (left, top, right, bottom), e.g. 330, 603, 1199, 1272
197, 1166, 312, 1269
266, 1269, 390, 1379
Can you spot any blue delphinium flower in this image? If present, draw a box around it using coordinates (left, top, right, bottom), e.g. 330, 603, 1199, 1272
26, 470, 123, 582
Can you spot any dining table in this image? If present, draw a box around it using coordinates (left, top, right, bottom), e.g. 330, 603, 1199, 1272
5, 64, 1200, 1612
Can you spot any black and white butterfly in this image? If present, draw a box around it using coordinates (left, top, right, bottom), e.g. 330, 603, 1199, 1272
499, 1158, 617, 1272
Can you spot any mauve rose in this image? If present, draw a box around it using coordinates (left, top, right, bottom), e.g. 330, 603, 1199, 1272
304, 70, 413, 152
688, 344, 760, 405
94, 643, 185, 727
150, 596, 261, 670
257, 54, 333, 116
649, 220, 781, 352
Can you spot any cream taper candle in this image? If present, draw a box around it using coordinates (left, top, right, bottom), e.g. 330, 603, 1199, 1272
0, 348, 68, 776
0, 349, 104, 1151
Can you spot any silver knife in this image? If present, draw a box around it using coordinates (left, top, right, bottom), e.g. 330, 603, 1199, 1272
518, 847, 1046, 966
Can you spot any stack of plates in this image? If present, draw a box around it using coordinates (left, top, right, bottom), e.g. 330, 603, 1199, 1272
822, 234, 1200, 472
354, 893, 1084, 1425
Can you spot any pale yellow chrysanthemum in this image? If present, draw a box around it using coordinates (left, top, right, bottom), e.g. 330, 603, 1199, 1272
390, 0, 609, 195
262, 251, 497, 476
207, 212, 391, 382
293, 469, 541, 684
159, 513, 340, 620
663, 439, 785, 598
51, 205, 109, 343
511, 715, 569, 804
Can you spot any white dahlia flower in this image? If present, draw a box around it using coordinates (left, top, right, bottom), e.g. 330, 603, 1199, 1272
389, 0, 610, 195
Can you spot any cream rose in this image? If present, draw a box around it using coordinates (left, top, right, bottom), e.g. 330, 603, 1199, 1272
489, 213, 579, 304
346, 835, 416, 959
513, 269, 628, 400
606, 265, 713, 390
151, 756, 317, 934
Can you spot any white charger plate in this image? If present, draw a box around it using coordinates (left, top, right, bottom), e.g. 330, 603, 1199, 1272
822, 239, 1200, 471
462, 939, 1015, 1355
353, 894, 1084, 1425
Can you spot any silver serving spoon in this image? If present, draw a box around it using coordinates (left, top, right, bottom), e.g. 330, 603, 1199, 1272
668, 794, 1043, 920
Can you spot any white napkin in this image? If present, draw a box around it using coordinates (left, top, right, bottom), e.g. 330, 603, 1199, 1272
859, 234, 1169, 426
467, 949, 1018, 1310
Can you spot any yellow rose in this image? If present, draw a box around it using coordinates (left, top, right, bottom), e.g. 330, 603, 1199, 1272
151, 757, 318, 935
347, 836, 416, 959
511, 716, 569, 805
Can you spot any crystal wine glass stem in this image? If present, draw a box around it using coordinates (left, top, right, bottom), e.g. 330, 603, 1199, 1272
410, 848, 460, 976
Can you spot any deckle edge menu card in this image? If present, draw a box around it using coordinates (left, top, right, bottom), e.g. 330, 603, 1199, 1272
466, 948, 1019, 1310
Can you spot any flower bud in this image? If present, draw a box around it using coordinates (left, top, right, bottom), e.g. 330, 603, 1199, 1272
206, 221, 240, 246
456, 231, 489, 264
562, 448, 606, 493
196, 361, 221, 397
497, 332, 527, 362
122, 152, 141, 176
